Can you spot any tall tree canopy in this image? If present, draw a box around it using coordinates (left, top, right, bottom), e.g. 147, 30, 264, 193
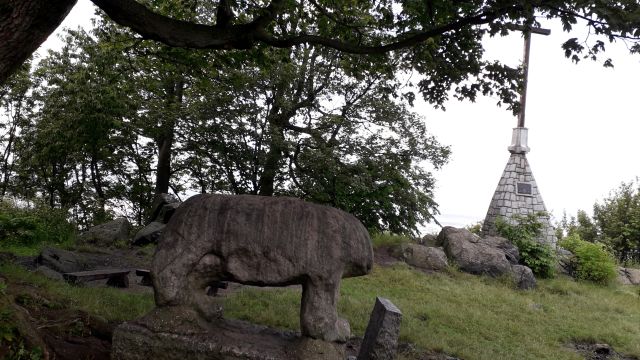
2, 0, 640, 98
1, 8, 449, 234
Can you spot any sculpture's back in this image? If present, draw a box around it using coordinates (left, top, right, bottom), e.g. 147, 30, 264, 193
151, 194, 373, 342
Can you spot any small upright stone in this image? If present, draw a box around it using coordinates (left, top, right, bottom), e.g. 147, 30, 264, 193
358, 297, 402, 360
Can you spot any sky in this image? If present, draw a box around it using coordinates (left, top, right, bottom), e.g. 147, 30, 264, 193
38, 1, 640, 234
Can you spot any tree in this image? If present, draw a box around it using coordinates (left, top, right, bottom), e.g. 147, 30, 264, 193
0, 60, 33, 196
180, 43, 449, 233
3, 0, 640, 108
593, 181, 640, 263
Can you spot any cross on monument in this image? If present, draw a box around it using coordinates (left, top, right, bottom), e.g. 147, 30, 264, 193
509, 25, 550, 154
481, 24, 558, 246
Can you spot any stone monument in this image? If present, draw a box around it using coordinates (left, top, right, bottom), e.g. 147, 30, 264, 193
112, 194, 374, 360
481, 26, 557, 246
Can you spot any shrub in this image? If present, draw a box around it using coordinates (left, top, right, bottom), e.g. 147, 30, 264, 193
558, 232, 582, 253
515, 239, 556, 279
495, 214, 555, 278
0, 199, 76, 248
560, 234, 617, 285
370, 232, 412, 249
573, 242, 618, 284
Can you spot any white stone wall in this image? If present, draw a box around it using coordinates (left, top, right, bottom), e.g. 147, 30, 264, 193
481, 153, 557, 246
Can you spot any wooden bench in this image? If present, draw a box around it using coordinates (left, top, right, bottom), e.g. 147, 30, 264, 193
134, 269, 227, 294
63, 269, 131, 288
136, 269, 152, 286
206, 280, 228, 296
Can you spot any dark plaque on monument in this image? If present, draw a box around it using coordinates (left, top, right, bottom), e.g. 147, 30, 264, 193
517, 182, 532, 195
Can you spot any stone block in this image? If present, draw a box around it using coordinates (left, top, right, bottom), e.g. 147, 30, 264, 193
112, 307, 346, 360
357, 297, 402, 360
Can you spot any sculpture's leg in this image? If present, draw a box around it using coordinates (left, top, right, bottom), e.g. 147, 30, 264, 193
185, 253, 224, 321
300, 275, 350, 342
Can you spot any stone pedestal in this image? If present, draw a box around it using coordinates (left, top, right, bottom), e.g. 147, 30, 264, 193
111, 306, 346, 360
482, 128, 556, 246
508, 127, 530, 154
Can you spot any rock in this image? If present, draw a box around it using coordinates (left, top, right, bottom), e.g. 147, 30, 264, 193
357, 297, 402, 360
556, 248, 575, 276
37, 247, 89, 273
157, 203, 180, 224
112, 306, 345, 360
438, 227, 513, 277
149, 193, 180, 223
482, 236, 519, 265
510, 265, 536, 290
419, 234, 439, 247
79, 218, 131, 247
618, 267, 640, 285
35, 265, 63, 281
132, 221, 165, 246
152, 194, 373, 343
398, 244, 448, 271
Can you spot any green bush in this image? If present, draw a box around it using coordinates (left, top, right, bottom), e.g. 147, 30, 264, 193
558, 232, 582, 253
560, 234, 617, 285
515, 239, 556, 279
370, 232, 412, 249
0, 199, 76, 248
495, 214, 556, 279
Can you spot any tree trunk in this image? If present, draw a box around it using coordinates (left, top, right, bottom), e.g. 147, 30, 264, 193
154, 79, 183, 195
0, 0, 77, 84
257, 118, 285, 196
154, 135, 173, 194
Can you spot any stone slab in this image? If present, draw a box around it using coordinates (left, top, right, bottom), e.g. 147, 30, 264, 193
111, 306, 345, 360
357, 297, 402, 360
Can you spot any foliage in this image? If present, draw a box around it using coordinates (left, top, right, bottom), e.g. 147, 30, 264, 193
0, 302, 43, 360
465, 221, 483, 235
556, 210, 598, 242
0, 264, 153, 322
495, 214, 555, 278
560, 233, 618, 285
593, 180, 640, 263
573, 241, 618, 285
224, 264, 640, 360
370, 232, 413, 249
0, 199, 75, 249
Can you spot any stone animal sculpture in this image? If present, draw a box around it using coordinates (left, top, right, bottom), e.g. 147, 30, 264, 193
151, 194, 373, 342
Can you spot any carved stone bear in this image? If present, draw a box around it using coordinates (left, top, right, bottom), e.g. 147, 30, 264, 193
151, 194, 373, 342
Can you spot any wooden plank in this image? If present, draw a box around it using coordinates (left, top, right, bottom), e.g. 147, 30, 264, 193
136, 269, 152, 286
63, 269, 131, 288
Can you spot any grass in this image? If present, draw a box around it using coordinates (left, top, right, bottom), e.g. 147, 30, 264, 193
224, 263, 640, 360
0, 263, 154, 322
370, 232, 413, 248
1, 252, 639, 360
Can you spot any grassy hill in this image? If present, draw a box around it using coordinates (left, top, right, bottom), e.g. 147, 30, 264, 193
1, 259, 639, 359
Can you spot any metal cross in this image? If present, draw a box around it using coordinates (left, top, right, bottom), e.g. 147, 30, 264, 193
516, 26, 550, 128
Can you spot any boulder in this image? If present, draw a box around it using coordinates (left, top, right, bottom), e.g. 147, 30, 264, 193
157, 203, 180, 224
132, 221, 165, 246
419, 234, 439, 247
112, 306, 346, 360
397, 244, 448, 271
37, 247, 89, 273
618, 267, 640, 285
79, 218, 131, 247
149, 193, 180, 223
556, 248, 575, 276
482, 236, 519, 265
35, 265, 63, 281
438, 227, 513, 277
510, 265, 536, 290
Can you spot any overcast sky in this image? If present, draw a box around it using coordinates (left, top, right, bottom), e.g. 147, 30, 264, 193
39, 1, 640, 234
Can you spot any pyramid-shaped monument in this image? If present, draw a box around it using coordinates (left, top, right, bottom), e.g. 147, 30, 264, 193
481, 128, 557, 245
